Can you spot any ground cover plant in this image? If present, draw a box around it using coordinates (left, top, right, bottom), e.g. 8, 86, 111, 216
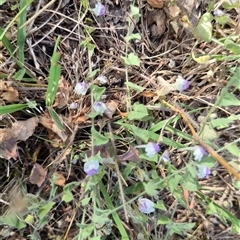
0, 0, 240, 239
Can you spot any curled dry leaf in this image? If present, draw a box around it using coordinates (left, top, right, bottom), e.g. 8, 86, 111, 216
147, 0, 165, 9
0, 81, 19, 102
52, 172, 66, 186
29, 163, 47, 187
118, 146, 140, 162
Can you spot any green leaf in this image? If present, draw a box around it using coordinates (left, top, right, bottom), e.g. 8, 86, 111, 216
181, 173, 200, 191
38, 201, 55, 220
87, 69, 100, 80
81, 197, 91, 206
193, 13, 213, 42
0, 0, 7, 5
62, 188, 73, 203
0, 214, 26, 230
225, 142, 240, 157
128, 102, 148, 120
17, 0, 27, 64
214, 15, 229, 25
125, 33, 141, 43
130, 5, 140, 21
46, 36, 61, 106
199, 124, 218, 141
166, 222, 195, 236
91, 126, 109, 146
0, 103, 28, 115
125, 82, 144, 92
155, 200, 167, 211
13, 68, 26, 80
168, 174, 182, 194
121, 53, 140, 66
144, 182, 158, 196
224, 38, 240, 54
157, 215, 171, 224
48, 107, 65, 131
218, 90, 240, 106
229, 67, 240, 88
90, 85, 106, 101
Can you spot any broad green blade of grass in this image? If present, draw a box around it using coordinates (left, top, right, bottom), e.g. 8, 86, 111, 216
99, 181, 129, 240
17, 0, 27, 64
45, 36, 61, 106
48, 107, 65, 131
0, 27, 14, 55
0, 103, 28, 115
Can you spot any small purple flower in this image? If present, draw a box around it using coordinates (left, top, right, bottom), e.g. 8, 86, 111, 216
93, 102, 107, 115
69, 102, 78, 109
84, 160, 99, 176
175, 75, 189, 91
159, 150, 170, 163
193, 145, 207, 161
93, 2, 105, 16
74, 82, 88, 95
138, 198, 155, 214
145, 142, 160, 158
197, 165, 211, 179
214, 9, 225, 17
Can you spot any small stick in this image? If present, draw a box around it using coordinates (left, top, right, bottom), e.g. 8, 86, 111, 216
161, 99, 240, 181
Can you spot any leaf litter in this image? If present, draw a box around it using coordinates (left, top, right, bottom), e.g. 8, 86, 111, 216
1, 0, 240, 239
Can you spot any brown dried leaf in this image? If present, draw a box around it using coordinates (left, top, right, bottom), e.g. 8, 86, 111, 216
118, 146, 140, 162
29, 163, 47, 187
53, 76, 72, 109
104, 100, 119, 118
39, 114, 67, 142
0, 138, 17, 160
0, 117, 39, 142
0, 81, 19, 102
147, 0, 165, 9
53, 172, 66, 186
12, 117, 39, 141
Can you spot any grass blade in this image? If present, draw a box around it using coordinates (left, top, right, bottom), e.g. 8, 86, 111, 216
0, 103, 28, 115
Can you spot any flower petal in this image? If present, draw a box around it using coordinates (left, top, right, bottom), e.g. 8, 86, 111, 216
138, 198, 155, 214
93, 2, 105, 16
197, 165, 211, 179
193, 146, 207, 161
74, 82, 88, 95
84, 160, 99, 176
93, 102, 107, 115
175, 75, 189, 91
145, 142, 160, 158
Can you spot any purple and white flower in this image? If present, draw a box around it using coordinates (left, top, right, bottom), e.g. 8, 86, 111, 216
193, 145, 207, 161
145, 142, 160, 158
69, 102, 78, 109
159, 150, 170, 163
197, 165, 211, 179
214, 9, 225, 17
138, 198, 155, 214
93, 102, 107, 115
93, 2, 105, 16
175, 75, 189, 91
74, 82, 88, 95
84, 160, 99, 176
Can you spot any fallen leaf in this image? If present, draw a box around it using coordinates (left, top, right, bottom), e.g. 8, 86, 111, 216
118, 146, 140, 162
39, 114, 67, 143
0, 117, 39, 142
52, 172, 66, 186
0, 81, 19, 102
53, 76, 72, 109
104, 100, 119, 118
12, 117, 39, 141
0, 138, 17, 160
147, 0, 165, 8
29, 163, 47, 187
